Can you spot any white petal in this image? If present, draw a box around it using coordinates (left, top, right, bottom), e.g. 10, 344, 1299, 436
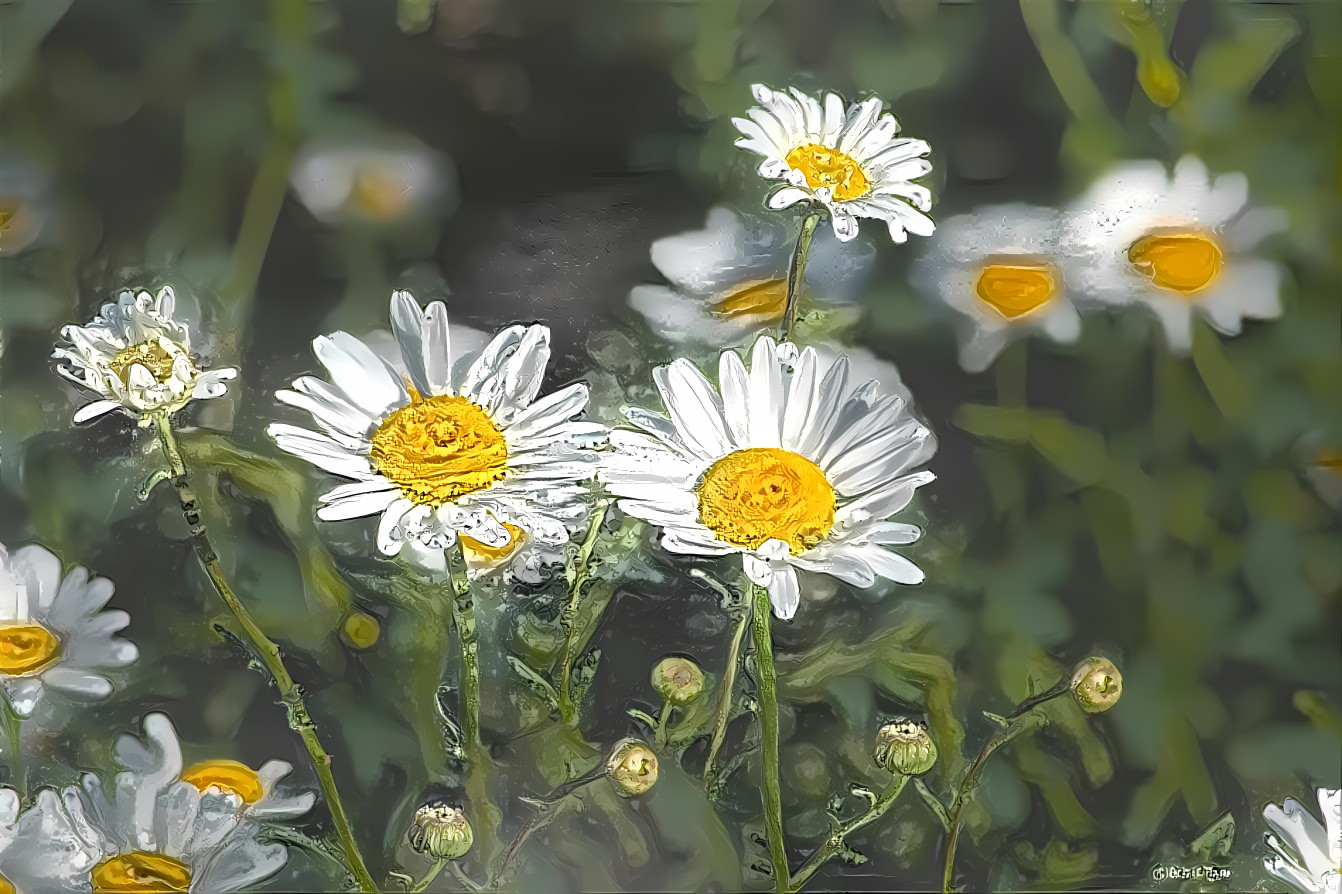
746, 337, 784, 448
852, 545, 925, 584
768, 187, 812, 210
314, 332, 408, 417
654, 359, 733, 459
72, 400, 125, 424
376, 498, 415, 556
767, 562, 801, 620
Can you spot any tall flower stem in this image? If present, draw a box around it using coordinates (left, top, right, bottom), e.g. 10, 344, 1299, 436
702, 601, 751, 793
558, 502, 608, 725
1, 699, 23, 795
445, 541, 502, 864
750, 582, 789, 893
940, 699, 1060, 894
787, 775, 909, 892
149, 413, 375, 893
779, 210, 823, 344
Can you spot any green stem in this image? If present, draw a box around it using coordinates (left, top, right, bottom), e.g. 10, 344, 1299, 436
445, 541, 502, 866
779, 211, 822, 344
787, 775, 909, 893
653, 700, 673, 751
702, 603, 751, 793
1018, 0, 1118, 133
1, 698, 22, 796
558, 502, 608, 725
150, 414, 375, 892
940, 707, 1052, 893
751, 582, 789, 893
449, 861, 484, 893
409, 858, 446, 893
913, 777, 951, 830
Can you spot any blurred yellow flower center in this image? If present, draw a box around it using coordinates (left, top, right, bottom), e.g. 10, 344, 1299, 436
712, 278, 789, 320
342, 612, 381, 649
786, 144, 870, 202
108, 340, 180, 385
1127, 232, 1223, 294
0, 623, 62, 676
1316, 448, 1342, 479
370, 392, 508, 505
697, 448, 835, 555
0, 204, 17, 231
0, 874, 13, 894
180, 760, 265, 804
350, 168, 411, 221
461, 521, 525, 561
91, 852, 191, 893
975, 263, 1057, 318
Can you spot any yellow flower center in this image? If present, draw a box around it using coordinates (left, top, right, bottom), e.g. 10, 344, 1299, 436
697, 448, 835, 555
0, 871, 15, 894
370, 393, 509, 506
1127, 231, 1223, 295
0, 623, 62, 676
975, 262, 1058, 319
91, 852, 191, 893
0, 203, 17, 232
349, 167, 411, 221
1316, 448, 1342, 479
108, 340, 180, 385
785, 144, 871, 202
711, 278, 789, 321
180, 760, 265, 804
461, 521, 525, 562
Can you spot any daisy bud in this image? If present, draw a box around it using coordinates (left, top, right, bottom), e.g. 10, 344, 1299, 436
872, 719, 937, 777
1070, 657, 1122, 714
605, 739, 659, 798
340, 612, 381, 650
407, 803, 473, 860
650, 656, 705, 707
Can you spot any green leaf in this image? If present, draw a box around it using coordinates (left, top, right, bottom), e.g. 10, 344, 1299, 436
1191, 322, 1249, 419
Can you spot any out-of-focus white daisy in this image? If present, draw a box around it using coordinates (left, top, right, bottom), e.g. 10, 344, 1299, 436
628, 205, 875, 346
0, 541, 137, 719
269, 291, 605, 567
732, 84, 935, 244
1305, 447, 1342, 509
0, 155, 51, 256
1263, 788, 1341, 894
912, 204, 1082, 373
51, 286, 237, 425
599, 337, 935, 620
290, 137, 454, 226
0, 714, 291, 893
1062, 155, 1286, 352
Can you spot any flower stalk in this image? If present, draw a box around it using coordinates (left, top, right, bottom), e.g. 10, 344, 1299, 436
1, 698, 23, 795
445, 540, 502, 864
779, 210, 823, 343
149, 412, 375, 892
751, 582, 790, 892
558, 501, 608, 725
787, 775, 909, 892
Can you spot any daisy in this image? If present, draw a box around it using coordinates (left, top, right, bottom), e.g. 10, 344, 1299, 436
290, 136, 453, 226
598, 337, 935, 620
1062, 155, 1286, 351
1263, 788, 1341, 894
628, 205, 875, 346
268, 291, 605, 566
732, 84, 935, 243
0, 541, 137, 719
912, 203, 1082, 372
0, 714, 291, 893
51, 286, 238, 425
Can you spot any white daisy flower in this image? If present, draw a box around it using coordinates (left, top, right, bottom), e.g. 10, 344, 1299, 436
268, 291, 605, 566
912, 203, 1083, 373
1062, 155, 1287, 352
1263, 788, 1341, 894
0, 714, 290, 893
628, 205, 875, 346
290, 137, 454, 226
0, 541, 137, 719
598, 337, 935, 620
0, 154, 51, 257
51, 286, 238, 425
732, 83, 935, 244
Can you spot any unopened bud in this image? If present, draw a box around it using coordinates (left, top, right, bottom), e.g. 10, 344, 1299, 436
651, 656, 705, 706
341, 612, 381, 650
1070, 657, 1122, 714
407, 803, 473, 860
872, 720, 937, 777
605, 739, 659, 798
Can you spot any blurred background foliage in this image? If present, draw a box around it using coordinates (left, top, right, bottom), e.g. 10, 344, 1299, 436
0, 0, 1339, 891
